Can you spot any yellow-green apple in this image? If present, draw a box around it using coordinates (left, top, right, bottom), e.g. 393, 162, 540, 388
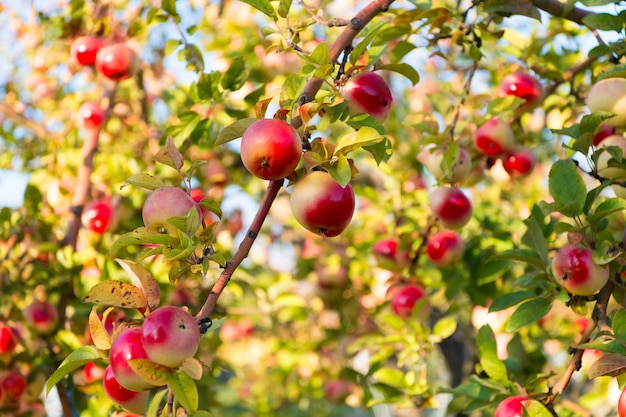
551, 244, 610, 296
82, 200, 112, 234
23, 300, 58, 335
109, 327, 158, 391
342, 71, 393, 122
77, 101, 105, 131
95, 43, 139, 81
595, 134, 626, 179
390, 284, 426, 318
290, 171, 355, 237
426, 230, 464, 267
428, 187, 473, 229
240, 118, 302, 181
498, 72, 543, 113
495, 395, 528, 417
70, 36, 104, 67
502, 146, 537, 178
142, 186, 201, 236
474, 118, 516, 157
141, 306, 200, 368
417, 145, 472, 183
102, 365, 149, 414
588, 77, 626, 115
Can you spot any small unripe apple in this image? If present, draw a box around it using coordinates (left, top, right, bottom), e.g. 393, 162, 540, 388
23, 300, 58, 335
426, 230, 464, 267
342, 71, 393, 122
290, 171, 356, 237
595, 134, 626, 179
141, 306, 200, 368
588, 77, 626, 115
551, 244, 610, 296
502, 147, 537, 178
77, 101, 105, 131
109, 327, 157, 392
102, 365, 149, 415
70, 36, 104, 67
1, 370, 26, 398
498, 72, 543, 113
391, 284, 426, 317
142, 187, 202, 236
495, 395, 528, 417
619, 385, 626, 417
240, 119, 302, 180
82, 201, 113, 234
0, 324, 17, 355
474, 118, 516, 157
429, 187, 473, 229
95, 43, 139, 81
372, 238, 410, 271
417, 146, 472, 183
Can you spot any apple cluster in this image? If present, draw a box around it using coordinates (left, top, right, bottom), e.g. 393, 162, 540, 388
103, 306, 200, 413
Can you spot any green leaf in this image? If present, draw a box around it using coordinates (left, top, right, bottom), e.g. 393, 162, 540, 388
433, 316, 457, 339
376, 63, 420, 85
476, 259, 512, 286
350, 20, 387, 65
483, 0, 541, 21
222, 56, 248, 91
147, 388, 169, 417
597, 65, 626, 81
587, 353, 626, 379
111, 228, 178, 256
327, 154, 352, 188
476, 325, 508, 381
543, 159, 586, 217
46, 346, 101, 394
489, 290, 535, 312
505, 298, 552, 332
372, 368, 406, 389
129, 359, 172, 386
304, 42, 330, 66
169, 372, 199, 413
335, 127, 384, 156
363, 137, 393, 165
239, 0, 277, 20
583, 13, 623, 31
162, 0, 177, 15
524, 400, 553, 417
122, 173, 165, 191
522, 215, 550, 266
278, 0, 292, 18
492, 249, 546, 269
215, 118, 256, 145
612, 309, 626, 340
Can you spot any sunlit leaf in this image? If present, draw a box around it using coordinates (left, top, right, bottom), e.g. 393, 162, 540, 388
115, 259, 161, 312
46, 346, 101, 394
83, 280, 147, 310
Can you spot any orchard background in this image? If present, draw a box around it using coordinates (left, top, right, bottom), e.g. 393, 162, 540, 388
4, 0, 626, 416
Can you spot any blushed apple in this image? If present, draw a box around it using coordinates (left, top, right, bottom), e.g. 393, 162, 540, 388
141, 306, 200, 368
588, 77, 626, 115
426, 230, 464, 267
23, 300, 58, 335
428, 187, 473, 229
82, 200, 113, 234
109, 327, 158, 391
494, 395, 528, 417
391, 284, 426, 318
70, 36, 104, 67
325, 379, 352, 403
551, 244, 610, 296
240, 118, 302, 181
502, 147, 537, 178
498, 72, 543, 113
474, 118, 516, 157
1, 370, 26, 398
95, 43, 139, 81
418, 145, 472, 183
593, 124, 616, 146
342, 71, 393, 122
372, 238, 410, 271
102, 365, 149, 414
290, 171, 355, 237
142, 186, 201, 236
77, 101, 105, 131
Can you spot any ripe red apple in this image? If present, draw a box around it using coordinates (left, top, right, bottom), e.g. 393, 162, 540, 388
23, 300, 58, 335
142, 186, 201, 236
474, 118, 516, 157
428, 187, 473, 229
495, 395, 528, 417
0, 323, 17, 354
289, 171, 355, 237
1, 370, 26, 398
77, 101, 105, 131
83, 362, 105, 384
391, 284, 426, 317
325, 379, 352, 403
417, 146, 472, 183
141, 306, 200, 368
95, 43, 139, 81
426, 230, 464, 267
240, 118, 302, 181
109, 327, 157, 391
342, 71, 393, 122
498, 72, 543, 113
551, 244, 610, 296
619, 385, 626, 417
372, 238, 410, 271
102, 365, 149, 415
502, 147, 537, 178
82, 200, 113, 234
588, 77, 626, 115
70, 36, 104, 67
594, 124, 616, 146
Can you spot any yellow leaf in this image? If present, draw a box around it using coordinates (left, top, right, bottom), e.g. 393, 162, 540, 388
83, 280, 147, 310
128, 359, 172, 386
88, 307, 111, 350
179, 357, 204, 380
115, 259, 160, 312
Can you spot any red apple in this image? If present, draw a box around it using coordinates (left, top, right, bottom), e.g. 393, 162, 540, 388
1, 370, 26, 398
495, 395, 528, 417
372, 238, 410, 271
342, 71, 393, 122
23, 300, 58, 335
83, 362, 105, 384
290, 171, 355, 237
502, 147, 537, 178
190, 188, 215, 223
426, 230, 464, 267
82, 200, 113, 234
102, 365, 149, 415
498, 72, 543, 113
325, 379, 352, 403
429, 187, 473, 229
593, 124, 616, 146
141, 306, 200, 368
95, 43, 139, 81
551, 244, 610, 296
142, 186, 201, 236
391, 284, 426, 318
240, 118, 302, 180
418, 146, 472, 183
0, 323, 17, 354
619, 385, 626, 417
588, 77, 626, 115
109, 327, 157, 391
77, 101, 105, 131
70, 36, 104, 67
474, 118, 516, 157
